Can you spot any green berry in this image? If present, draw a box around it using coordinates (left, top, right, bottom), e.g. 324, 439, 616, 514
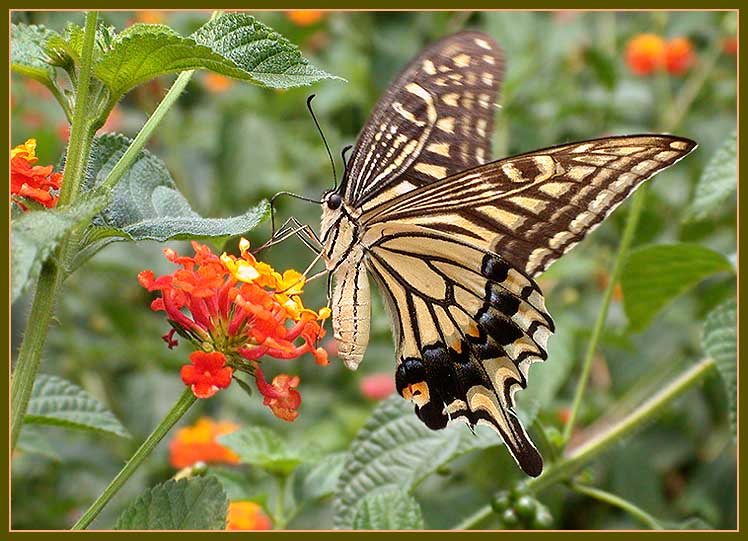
510, 480, 529, 499
514, 495, 537, 520
501, 508, 520, 528
191, 461, 208, 476
491, 491, 512, 514
531, 506, 553, 529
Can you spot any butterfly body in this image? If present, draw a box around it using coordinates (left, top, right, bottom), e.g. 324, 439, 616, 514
318, 32, 696, 476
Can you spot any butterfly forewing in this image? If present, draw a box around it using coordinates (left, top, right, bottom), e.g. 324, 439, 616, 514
341, 31, 504, 209
362, 135, 697, 277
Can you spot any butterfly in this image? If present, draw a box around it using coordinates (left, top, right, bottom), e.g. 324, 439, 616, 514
317, 31, 696, 476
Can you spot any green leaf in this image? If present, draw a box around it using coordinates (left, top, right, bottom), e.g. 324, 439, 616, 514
352, 487, 425, 530
25, 375, 130, 438
81, 133, 269, 247
11, 192, 110, 303
702, 299, 737, 438
686, 133, 736, 222
191, 13, 340, 88
293, 452, 347, 503
11, 23, 59, 85
218, 426, 316, 476
333, 395, 529, 529
94, 13, 339, 98
115, 477, 228, 530
621, 243, 734, 332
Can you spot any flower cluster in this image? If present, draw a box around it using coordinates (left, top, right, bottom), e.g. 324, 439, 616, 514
168, 417, 240, 469
10, 139, 63, 210
138, 239, 330, 421
625, 34, 695, 76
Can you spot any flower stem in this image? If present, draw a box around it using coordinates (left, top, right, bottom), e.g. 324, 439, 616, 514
57, 11, 99, 208
71, 389, 197, 530
562, 185, 647, 444
454, 358, 715, 529
572, 483, 663, 529
10, 11, 100, 451
96, 69, 195, 194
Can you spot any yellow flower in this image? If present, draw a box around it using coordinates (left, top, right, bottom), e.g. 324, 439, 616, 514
11, 138, 37, 160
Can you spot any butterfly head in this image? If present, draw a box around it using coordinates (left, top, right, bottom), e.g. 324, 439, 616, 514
323, 190, 343, 211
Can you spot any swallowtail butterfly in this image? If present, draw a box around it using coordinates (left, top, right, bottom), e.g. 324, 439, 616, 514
318, 31, 696, 476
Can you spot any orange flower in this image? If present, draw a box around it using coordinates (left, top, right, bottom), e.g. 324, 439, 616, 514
139, 239, 329, 419
664, 37, 695, 76
181, 351, 233, 399
360, 373, 396, 400
10, 138, 62, 210
203, 72, 234, 93
226, 501, 272, 530
254, 368, 301, 422
286, 11, 325, 26
134, 11, 166, 24
169, 417, 240, 468
625, 33, 665, 76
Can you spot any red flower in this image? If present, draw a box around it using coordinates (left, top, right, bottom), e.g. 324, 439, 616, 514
10, 139, 62, 210
360, 373, 396, 400
254, 368, 301, 422
664, 37, 695, 76
181, 351, 233, 399
723, 36, 738, 56
625, 34, 665, 76
139, 239, 330, 420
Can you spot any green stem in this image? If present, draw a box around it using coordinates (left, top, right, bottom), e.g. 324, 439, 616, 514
562, 186, 647, 443
57, 11, 98, 208
10, 11, 100, 451
572, 483, 663, 530
44, 81, 73, 122
95, 70, 195, 195
95, 8, 223, 195
10, 263, 61, 449
454, 358, 715, 530
272, 474, 290, 530
71, 389, 197, 530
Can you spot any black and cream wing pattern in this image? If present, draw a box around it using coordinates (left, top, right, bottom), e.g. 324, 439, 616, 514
340, 31, 504, 211
319, 31, 697, 477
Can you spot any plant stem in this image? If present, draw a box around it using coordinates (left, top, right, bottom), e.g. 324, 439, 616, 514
57, 11, 98, 208
454, 358, 715, 530
71, 389, 197, 530
272, 474, 290, 530
572, 483, 663, 530
562, 186, 647, 443
96, 70, 195, 194
10, 11, 100, 451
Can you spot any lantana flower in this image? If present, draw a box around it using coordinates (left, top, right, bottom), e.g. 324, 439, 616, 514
139, 239, 330, 421
226, 501, 272, 530
10, 138, 63, 210
168, 417, 240, 468
286, 11, 325, 26
625, 34, 666, 76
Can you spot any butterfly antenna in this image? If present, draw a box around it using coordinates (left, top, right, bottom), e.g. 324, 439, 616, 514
306, 94, 338, 189
340, 144, 353, 179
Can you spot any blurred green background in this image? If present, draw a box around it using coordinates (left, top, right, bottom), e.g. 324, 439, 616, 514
11, 10, 736, 530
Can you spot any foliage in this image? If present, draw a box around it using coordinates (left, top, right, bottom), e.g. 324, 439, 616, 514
10, 10, 736, 531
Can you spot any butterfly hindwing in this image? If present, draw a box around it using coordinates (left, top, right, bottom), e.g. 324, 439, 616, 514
342, 31, 504, 210
362, 135, 697, 276
362, 224, 553, 476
